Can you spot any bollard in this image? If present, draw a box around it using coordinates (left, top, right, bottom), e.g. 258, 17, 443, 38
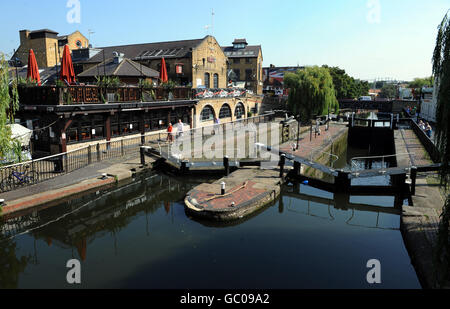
279, 154, 286, 179
221, 182, 226, 195
140, 146, 146, 166
410, 166, 417, 196
121, 139, 124, 156
223, 156, 230, 176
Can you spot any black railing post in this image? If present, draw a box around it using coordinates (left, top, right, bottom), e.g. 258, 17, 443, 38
293, 161, 301, 178
96, 143, 101, 162
224, 155, 230, 176
88, 145, 92, 164
64, 153, 69, 173
140, 146, 146, 166
121, 139, 124, 156
411, 166, 417, 196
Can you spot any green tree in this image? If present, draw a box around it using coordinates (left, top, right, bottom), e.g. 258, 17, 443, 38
323, 66, 369, 99
0, 54, 19, 159
432, 11, 450, 287
379, 83, 397, 99
408, 77, 434, 89
285, 66, 339, 122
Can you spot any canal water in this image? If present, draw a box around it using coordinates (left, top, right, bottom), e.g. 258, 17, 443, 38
0, 117, 421, 289
0, 168, 420, 289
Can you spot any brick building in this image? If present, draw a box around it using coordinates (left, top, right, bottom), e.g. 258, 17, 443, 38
11, 29, 89, 69
222, 39, 263, 95
73, 35, 228, 89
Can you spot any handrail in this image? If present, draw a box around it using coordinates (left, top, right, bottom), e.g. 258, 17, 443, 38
350, 153, 415, 171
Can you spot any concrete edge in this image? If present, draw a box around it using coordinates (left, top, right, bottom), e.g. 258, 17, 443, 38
184, 185, 281, 222
1, 177, 117, 216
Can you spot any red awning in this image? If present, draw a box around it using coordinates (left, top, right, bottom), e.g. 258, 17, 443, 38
26, 49, 41, 86
159, 57, 168, 83
60, 45, 76, 85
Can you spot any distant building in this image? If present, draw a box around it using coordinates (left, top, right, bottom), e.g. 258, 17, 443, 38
11, 29, 89, 69
77, 53, 159, 85
262, 65, 305, 95
398, 87, 413, 100
420, 86, 436, 122
222, 39, 263, 94
74, 36, 228, 89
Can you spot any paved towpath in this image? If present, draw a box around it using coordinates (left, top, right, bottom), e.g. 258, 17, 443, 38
0, 153, 149, 214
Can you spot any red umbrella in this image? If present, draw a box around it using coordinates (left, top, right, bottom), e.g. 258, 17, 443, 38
159, 57, 168, 83
27, 49, 41, 85
60, 45, 76, 85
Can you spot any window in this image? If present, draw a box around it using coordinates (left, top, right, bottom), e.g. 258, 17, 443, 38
204, 73, 210, 88
235, 69, 240, 80
233, 58, 240, 64
201, 105, 215, 122
219, 104, 231, 119
245, 69, 253, 81
235, 103, 245, 119
213, 74, 219, 88
246, 58, 252, 64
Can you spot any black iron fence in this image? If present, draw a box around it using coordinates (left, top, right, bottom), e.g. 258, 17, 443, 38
0, 131, 161, 193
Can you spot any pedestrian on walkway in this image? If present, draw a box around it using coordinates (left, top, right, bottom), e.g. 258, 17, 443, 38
418, 120, 425, 131
213, 117, 220, 135
167, 123, 173, 143
176, 119, 184, 139
315, 119, 321, 136
425, 122, 433, 138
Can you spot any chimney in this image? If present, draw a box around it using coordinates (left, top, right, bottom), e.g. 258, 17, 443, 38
19, 30, 30, 45
113, 51, 124, 64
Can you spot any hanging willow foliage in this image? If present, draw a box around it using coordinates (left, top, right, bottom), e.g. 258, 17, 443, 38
432, 12, 450, 188
433, 12, 450, 287
285, 66, 339, 123
0, 54, 19, 159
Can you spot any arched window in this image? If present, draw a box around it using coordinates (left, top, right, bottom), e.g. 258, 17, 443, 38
200, 105, 215, 122
213, 73, 219, 88
204, 73, 210, 88
219, 104, 231, 119
235, 103, 245, 119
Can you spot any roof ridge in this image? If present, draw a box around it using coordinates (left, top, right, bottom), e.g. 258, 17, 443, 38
97, 37, 205, 50
78, 58, 112, 77
125, 58, 143, 75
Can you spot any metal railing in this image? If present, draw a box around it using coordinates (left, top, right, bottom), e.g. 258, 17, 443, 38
349, 153, 415, 172
0, 130, 162, 193
154, 113, 277, 163
0, 113, 276, 193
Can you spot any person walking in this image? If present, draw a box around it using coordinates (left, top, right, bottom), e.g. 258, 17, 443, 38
167, 122, 173, 143
213, 117, 220, 135
176, 119, 184, 139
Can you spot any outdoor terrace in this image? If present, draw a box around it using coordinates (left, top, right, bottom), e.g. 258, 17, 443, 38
14, 85, 250, 106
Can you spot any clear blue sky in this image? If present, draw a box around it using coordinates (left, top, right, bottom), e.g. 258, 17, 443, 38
1, 0, 449, 81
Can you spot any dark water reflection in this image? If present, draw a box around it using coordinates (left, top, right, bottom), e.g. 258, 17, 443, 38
0, 170, 420, 289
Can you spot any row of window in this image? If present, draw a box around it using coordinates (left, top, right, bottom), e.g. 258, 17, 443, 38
233, 58, 253, 64
204, 73, 219, 88
232, 69, 254, 81
200, 103, 245, 122
65, 110, 191, 144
